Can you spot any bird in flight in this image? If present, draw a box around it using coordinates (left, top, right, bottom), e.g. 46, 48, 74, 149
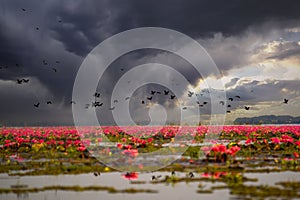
164, 90, 169, 95
227, 105, 231, 108
46, 101, 52, 104
170, 95, 176, 99
182, 107, 187, 110
235, 95, 241, 99
203, 101, 208, 105
187, 91, 194, 97
228, 97, 233, 101
219, 101, 225, 105
34, 102, 40, 108
92, 102, 103, 107
283, 98, 289, 104
70, 101, 76, 104
227, 110, 231, 113
151, 90, 156, 95
141, 100, 145, 104
244, 106, 250, 110
22, 8, 26, 11
113, 100, 118, 103
147, 96, 152, 101
52, 68, 57, 72
94, 92, 101, 98
109, 106, 115, 111
16, 79, 23, 84
22, 79, 29, 83
125, 97, 130, 100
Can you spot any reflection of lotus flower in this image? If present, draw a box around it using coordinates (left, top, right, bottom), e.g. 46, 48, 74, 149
122, 172, 138, 180
122, 149, 138, 158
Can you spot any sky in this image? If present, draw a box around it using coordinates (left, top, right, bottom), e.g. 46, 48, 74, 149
0, 0, 300, 126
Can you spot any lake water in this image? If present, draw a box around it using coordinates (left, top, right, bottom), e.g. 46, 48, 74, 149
1, 171, 300, 200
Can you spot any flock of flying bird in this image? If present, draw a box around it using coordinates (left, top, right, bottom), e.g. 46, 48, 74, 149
3, 7, 291, 113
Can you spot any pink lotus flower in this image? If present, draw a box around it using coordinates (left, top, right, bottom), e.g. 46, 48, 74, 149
271, 137, 280, 144
122, 149, 138, 158
122, 172, 138, 180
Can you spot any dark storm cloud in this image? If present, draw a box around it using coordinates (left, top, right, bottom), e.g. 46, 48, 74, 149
1, 0, 300, 125
267, 41, 300, 60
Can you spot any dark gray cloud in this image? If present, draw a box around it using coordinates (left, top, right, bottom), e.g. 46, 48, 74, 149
225, 78, 240, 88
1, 0, 300, 125
267, 41, 300, 60
225, 79, 300, 110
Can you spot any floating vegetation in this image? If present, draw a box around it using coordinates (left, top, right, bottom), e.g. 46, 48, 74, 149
0, 185, 158, 194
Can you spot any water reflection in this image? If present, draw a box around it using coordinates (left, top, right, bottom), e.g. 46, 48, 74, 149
1, 171, 300, 200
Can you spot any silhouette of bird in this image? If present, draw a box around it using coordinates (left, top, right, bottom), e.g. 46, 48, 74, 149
283, 98, 289, 104
93, 172, 100, 176
34, 102, 40, 108
188, 172, 194, 178
58, 19, 62, 23
235, 95, 241, 99
141, 100, 145, 104
17, 79, 23, 84
244, 106, 250, 110
85, 104, 90, 109
147, 96, 152, 101
36, 27, 39, 30
170, 95, 176, 99
46, 101, 52, 104
164, 90, 169, 95
219, 101, 225, 105
52, 68, 57, 72
151, 90, 156, 95
70, 101, 76, 104
227, 110, 231, 113
182, 107, 187, 110
109, 106, 115, 110
92, 102, 103, 107
151, 175, 157, 181
113, 100, 118, 103
227, 105, 231, 108
55, 61, 60, 64
188, 91, 194, 97
22, 8, 26, 11
203, 101, 208, 105
171, 171, 176, 176
228, 97, 233, 101
94, 93, 100, 98
199, 104, 204, 107
156, 91, 161, 94
22, 79, 29, 83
